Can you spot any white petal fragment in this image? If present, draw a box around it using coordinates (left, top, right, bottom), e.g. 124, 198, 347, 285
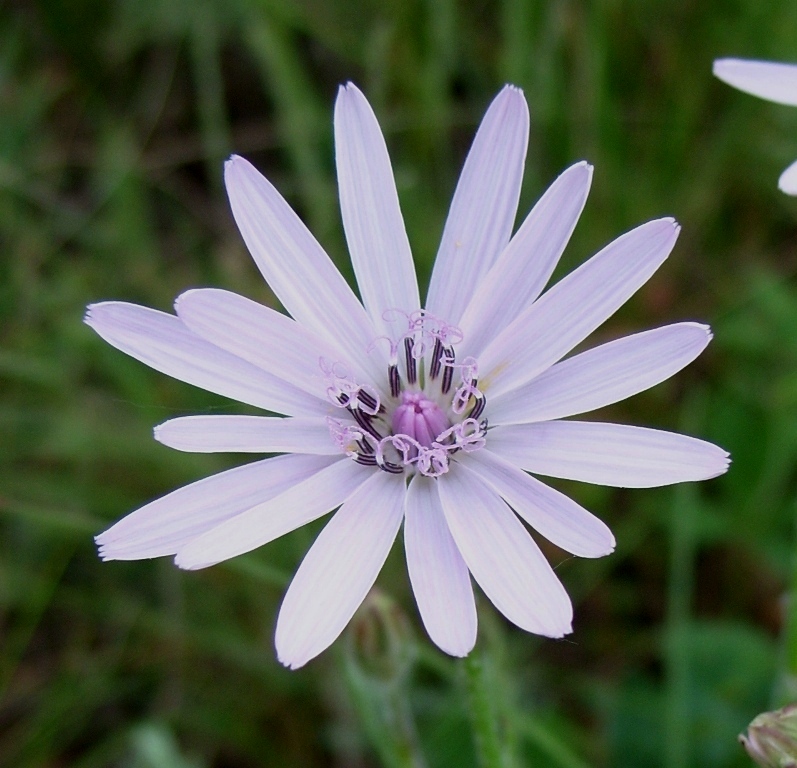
458, 451, 614, 558
335, 83, 420, 335
154, 415, 338, 455
438, 467, 572, 637
404, 475, 477, 656
489, 322, 712, 425
96, 454, 337, 561
224, 155, 386, 374
426, 86, 530, 324
459, 162, 593, 357
175, 288, 373, 401
489, 421, 731, 488
478, 218, 680, 400
275, 471, 406, 669
779, 158, 797, 195
174, 459, 372, 570
713, 58, 797, 106
85, 302, 327, 417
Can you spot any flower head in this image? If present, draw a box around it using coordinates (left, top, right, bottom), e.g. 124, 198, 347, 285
87, 83, 729, 669
714, 57, 797, 194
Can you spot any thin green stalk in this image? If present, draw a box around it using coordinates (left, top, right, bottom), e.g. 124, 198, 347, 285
773, 498, 797, 706
663, 481, 695, 768
462, 650, 508, 768
663, 394, 703, 768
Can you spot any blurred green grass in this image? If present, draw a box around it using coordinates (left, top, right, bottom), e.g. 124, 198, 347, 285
2, 0, 797, 765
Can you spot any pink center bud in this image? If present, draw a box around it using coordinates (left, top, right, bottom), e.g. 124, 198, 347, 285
391, 392, 450, 448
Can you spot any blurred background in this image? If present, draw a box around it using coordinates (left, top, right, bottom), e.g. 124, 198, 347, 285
3, 0, 797, 765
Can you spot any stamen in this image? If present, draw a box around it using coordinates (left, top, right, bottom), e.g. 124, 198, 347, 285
388, 363, 401, 398
414, 446, 450, 477
404, 338, 417, 385
429, 338, 444, 380
349, 407, 382, 440
326, 418, 365, 458
320, 358, 381, 415
441, 355, 454, 395
468, 394, 486, 421
357, 388, 380, 415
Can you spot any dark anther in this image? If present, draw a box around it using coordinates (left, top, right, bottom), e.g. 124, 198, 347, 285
357, 438, 375, 455
468, 395, 486, 420
388, 364, 401, 398
355, 454, 378, 466
429, 338, 444, 380
377, 460, 404, 475
441, 360, 454, 395
348, 407, 381, 440
357, 389, 378, 413
404, 338, 417, 385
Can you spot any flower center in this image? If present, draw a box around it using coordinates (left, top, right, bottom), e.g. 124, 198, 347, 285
391, 392, 450, 448
323, 310, 488, 478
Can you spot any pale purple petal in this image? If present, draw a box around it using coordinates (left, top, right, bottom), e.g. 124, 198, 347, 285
478, 218, 680, 401
489, 322, 712, 425
84, 302, 327, 417
275, 471, 406, 669
334, 83, 420, 336
437, 466, 572, 637
714, 58, 797, 106
459, 162, 593, 357
174, 459, 372, 570
404, 475, 476, 656
175, 288, 380, 402
779, 159, 797, 195
224, 155, 386, 372
426, 86, 529, 324
154, 415, 337, 454
96, 454, 336, 560
488, 421, 731, 488
457, 451, 614, 558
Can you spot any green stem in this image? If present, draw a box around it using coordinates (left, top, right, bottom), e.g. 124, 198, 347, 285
773, 499, 797, 705
663, 393, 703, 768
462, 650, 507, 768
663, 482, 695, 768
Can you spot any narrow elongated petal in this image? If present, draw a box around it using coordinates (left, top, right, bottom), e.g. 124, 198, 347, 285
426, 86, 529, 324
335, 83, 420, 336
154, 415, 337, 454
85, 302, 327, 417
459, 162, 593, 357
175, 288, 379, 401
478, 218, 680, 400
174, 459, 372, 570
489, 421, 730, 488
489, 322, 712, 425
96, 454, 336, 560
438, 466, 572, 637
404, 475, 476, 656
275, 471, 406, 669
224, 155, 386, 371
779, 159, 797, 195
457, 451, 614, 558
713, 58, 797, 106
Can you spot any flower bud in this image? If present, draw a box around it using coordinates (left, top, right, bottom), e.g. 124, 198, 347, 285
740, 703, 797, 767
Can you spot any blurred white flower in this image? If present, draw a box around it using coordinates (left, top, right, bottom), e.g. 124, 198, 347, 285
714, 57, 797, 194
87, 83, 729, 668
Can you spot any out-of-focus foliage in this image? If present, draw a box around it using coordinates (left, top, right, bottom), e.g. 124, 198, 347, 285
2, 0, 797, 765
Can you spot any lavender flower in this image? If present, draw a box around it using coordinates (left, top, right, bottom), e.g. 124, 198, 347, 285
87, 84, 729, 668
